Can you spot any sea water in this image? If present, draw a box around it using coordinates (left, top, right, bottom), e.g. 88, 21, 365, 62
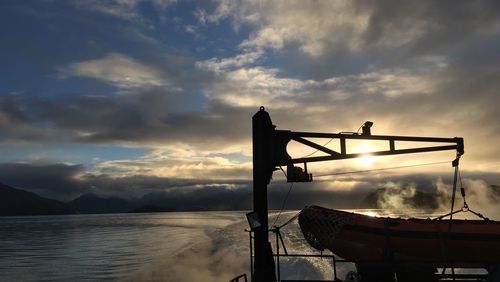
0, 212, 249, 281
0, 211, 338, 282
5, 209, 475, 282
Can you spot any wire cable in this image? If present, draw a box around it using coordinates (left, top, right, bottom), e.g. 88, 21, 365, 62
271, 161, 451, 226
313, 160, 451, 178
299, 122, 363, 159
301, 138, 334, 158
271, 167, 294, 227
297, 121, 365, 159
272, 183, 294, 227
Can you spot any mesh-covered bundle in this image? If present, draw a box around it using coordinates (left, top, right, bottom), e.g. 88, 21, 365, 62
298, 206, 353, 251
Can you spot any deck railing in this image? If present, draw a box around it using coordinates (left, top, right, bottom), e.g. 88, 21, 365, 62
240, 229, 490, 282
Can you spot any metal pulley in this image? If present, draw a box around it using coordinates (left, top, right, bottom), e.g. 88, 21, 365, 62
286, 163, 312, 182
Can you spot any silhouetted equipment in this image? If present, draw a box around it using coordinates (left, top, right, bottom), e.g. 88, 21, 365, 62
361, 121, 373, 136
286, 164, 312, 182
230, 273, 248, 282
246, 106, 493, 282
246, 211, 263, 231
252, 107, 277, 282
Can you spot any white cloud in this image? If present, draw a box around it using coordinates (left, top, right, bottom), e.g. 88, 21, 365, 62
61, 53, 168, 89
201, 1, 372, 57
184, 24, 196, 34
205, 67, 311, 108
95, 147, 252, 180
196, 50, 263, 73
242, 2, 372, 57
201, 55, 446, 109
194, 0, 237, 25
74, 0, 176, 21
357, 69, 436, 98
202, 1, 500, 58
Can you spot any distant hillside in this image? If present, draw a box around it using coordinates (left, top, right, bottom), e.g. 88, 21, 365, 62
0, 183, 76, 216
68, 193, 134, 214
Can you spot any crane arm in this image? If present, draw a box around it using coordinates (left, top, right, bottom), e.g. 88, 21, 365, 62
269, 121, 463, 182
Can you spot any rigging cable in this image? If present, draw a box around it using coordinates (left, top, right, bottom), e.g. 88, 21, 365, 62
442, 155, 460, 277
271, 161, 451, 227
301, 138, 334, 158
434, 165, 490, 221
272, 134, 341, 226
448, 156, 460, 221
313, 160, 451, 178
271, 167, 294, 228
301, 123, 364, 158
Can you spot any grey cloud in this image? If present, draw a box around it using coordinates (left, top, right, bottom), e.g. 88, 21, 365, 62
0, 163, 86, 201
360, 1, 500, 50
0, 162, 250, 202
222, 1, 500, 79
2, 54, 500, 166
0, 91, 253, 150
1, 162, 498, 212
61, 53, 169, 89
2, 1, 500, 190
275, 60, 500, 162
0, 160, 372, 209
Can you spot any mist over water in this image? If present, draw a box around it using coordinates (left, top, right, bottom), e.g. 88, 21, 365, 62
372, 177, 500, 221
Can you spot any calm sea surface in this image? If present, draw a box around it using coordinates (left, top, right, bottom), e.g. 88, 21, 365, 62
1, 209, 464, 281
0, 212, 250, 282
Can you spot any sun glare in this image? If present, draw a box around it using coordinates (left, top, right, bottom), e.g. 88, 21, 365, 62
358, 210, 379, 217
353, 143, 376, 167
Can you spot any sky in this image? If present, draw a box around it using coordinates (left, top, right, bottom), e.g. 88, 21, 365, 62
1, 1, 500, 210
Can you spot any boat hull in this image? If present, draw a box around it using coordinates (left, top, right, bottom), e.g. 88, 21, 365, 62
298, 206, 500, 268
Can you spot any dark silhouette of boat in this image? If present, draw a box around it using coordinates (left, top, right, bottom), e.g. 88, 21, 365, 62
299, 205, 500, 268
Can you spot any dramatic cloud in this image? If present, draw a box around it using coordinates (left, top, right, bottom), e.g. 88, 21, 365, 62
1, 1, 499, 209
0, 163, 87, 200
0, 91, 254, 149
202, 1, 500, 58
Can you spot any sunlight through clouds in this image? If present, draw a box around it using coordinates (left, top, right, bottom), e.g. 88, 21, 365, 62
1, 0, 500, 203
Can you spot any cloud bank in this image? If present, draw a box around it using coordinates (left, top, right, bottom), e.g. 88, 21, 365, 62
1, 1, 499, 210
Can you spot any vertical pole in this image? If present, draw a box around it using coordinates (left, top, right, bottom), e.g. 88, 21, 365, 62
340, 137, 346, 156
333, 256, 337, 280
249, 231, 254, 282
252, 107, 276, 282
276, 231, 280, 281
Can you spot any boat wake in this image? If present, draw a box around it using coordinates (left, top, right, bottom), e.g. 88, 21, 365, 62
127, 211, 346, 281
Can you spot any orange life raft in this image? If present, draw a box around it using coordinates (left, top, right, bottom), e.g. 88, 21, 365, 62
298, 206, 500, 268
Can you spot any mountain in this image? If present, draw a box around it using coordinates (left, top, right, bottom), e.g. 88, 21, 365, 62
0, 183, 76, 216
68, 193, 135, 214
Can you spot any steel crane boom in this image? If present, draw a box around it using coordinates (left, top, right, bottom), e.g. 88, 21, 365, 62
251, 107, 463, 282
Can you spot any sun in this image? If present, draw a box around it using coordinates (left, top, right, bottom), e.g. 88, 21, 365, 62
353, 143, 376, 167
